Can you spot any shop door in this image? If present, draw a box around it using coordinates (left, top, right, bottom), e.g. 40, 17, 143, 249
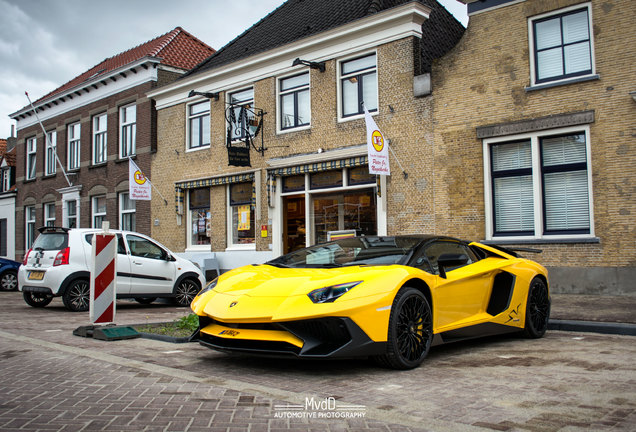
283, 196, 306, 254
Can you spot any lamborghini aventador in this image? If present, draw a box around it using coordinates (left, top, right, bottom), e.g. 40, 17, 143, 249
191, 235, 551, 369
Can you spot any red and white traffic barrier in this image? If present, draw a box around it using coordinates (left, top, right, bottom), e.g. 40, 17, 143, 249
90, 229, 117, 324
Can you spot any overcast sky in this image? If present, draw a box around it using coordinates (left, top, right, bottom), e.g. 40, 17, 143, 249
0, 0, 468, 137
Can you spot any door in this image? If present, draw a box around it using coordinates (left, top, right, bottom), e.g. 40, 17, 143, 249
417, 241, 495, 330
125, 234, 175, 295
283, 196, 305, 254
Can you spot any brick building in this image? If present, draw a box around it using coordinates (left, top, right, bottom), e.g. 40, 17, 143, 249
429, 0, 636, 294
0, 136, 17, 258
147, 0, 464, 272
9, 27, 214, 260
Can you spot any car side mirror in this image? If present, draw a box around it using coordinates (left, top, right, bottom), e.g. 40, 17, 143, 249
165, 252, 176, 262
437, 253, 469, 279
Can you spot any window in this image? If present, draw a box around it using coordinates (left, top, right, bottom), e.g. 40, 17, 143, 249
126, 235, 165, 260
44, 203, 55, 227
66, 200, 78, 228
485, 127, 593, 240
530, 5, 593, 85
92, 195, 107, 228
1, 168, 10, 192
419, 241, 478, 275
188, 188, 211, 247
0, 219, 6, 256
228, 88, 254, 141
93, 113, 107, 164
188, 101, 210, 150
119, 104, 136, 158
67, 123, 81, 170
25, 206, 36, 249
119, 192, 136, 231
279, 72, 310, 130
228, 182, 254, 247
45, 130, 56, 175
340, 53, 377, 118
26, 137, 36, 180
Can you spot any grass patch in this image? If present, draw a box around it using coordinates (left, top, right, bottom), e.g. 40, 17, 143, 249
134, 314, 199, 338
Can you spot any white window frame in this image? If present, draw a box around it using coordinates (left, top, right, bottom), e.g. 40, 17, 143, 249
528, 3, 596, 88
92, 113, 108, 165
186, 100, 211, 151
277, 71, 311, 133
26, 137, 36, 180
91, 195, 107, 228
44, 202, 56, 227
67, 122, 81, 171
483, 125, 595, 242
119, 104, 136, 159
119, 192, 136, 231
1, 168, 10, 192
25, 206, 36, 249
226, 182, 256, 251
186, 188, 212, 251
45, 130, 56, 176
227, 87, 254, 143
337, 51, 378, 122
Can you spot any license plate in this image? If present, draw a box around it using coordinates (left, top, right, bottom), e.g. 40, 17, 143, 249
28, 271, 45, 281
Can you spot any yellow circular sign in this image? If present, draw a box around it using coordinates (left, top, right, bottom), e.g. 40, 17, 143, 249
134, 170, 147, 185
371, 130, 384, 152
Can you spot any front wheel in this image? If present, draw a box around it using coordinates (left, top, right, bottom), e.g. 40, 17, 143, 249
62, 279, 90, 312
523, 277, 551, 338
23, 291, 53, 308
375, 287, 433, 370
0, 270, 18, 291
173, 278, 200, 307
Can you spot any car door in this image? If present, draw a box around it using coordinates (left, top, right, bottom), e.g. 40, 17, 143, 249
417, 240, 496, 330
125, 233, 175, 295
84, 233, 131, 295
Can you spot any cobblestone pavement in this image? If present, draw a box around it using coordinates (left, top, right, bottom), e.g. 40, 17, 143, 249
1, 291, 635, 431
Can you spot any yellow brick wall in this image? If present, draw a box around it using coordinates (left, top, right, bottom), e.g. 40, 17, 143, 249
152, 37, 444, 252
430, 0, 636, 269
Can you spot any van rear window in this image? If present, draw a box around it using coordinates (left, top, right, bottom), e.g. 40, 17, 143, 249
32, 233, 68, 250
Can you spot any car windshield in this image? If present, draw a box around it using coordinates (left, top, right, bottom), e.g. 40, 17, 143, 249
267, 237, 421, 268
32, 233, 68, 250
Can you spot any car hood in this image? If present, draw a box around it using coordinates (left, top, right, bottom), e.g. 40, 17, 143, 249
194, 264, 411, 322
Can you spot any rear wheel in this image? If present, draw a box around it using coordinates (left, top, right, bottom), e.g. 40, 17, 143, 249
23, 291, 53, 308
134, 297, 157, 305
375, 287, 433, 370
0, 270, 18, 291
523, 277, 551, 338
62, 279, 90, 312
173, 278, 200, 307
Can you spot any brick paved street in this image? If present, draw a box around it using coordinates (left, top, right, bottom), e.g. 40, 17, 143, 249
0, 291, 635, 431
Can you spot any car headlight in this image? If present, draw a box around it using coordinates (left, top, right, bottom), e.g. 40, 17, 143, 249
307, 281, 362, 304
197, 278, 218, 296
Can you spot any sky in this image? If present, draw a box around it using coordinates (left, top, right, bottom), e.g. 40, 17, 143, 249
0, 0, 468, 138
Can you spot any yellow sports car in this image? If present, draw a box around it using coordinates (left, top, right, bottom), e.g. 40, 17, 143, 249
191, 236, 550, 369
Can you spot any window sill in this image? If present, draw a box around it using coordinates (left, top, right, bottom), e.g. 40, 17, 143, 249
185, 145, 210, 153
525, 74, 600, 92
482, 237, 600, 245
225, 244, 256, 252
277, 124, 311, 135
89, 162, 108, 170
43, 173, 56, 179
115, 156, 136, 164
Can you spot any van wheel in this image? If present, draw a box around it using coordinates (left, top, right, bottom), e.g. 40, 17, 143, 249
23, 291, 53, 308
134, 297, 157, 305
173, 278, 200, 307
62, 279, 90, 312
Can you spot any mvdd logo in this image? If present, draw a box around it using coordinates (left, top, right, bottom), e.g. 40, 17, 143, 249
305, 397, 336, 410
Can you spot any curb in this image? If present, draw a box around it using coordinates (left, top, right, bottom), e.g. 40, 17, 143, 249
549, 319, 636, 336
137, 332, 194, 343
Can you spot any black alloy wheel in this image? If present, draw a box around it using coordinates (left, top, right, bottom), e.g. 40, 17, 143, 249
0, 270, 18, 291
376, 287, 433, 370
23, 291, 53, 308
62, 279, 90, 312
523, 278, 551, 338
173, 278, 200, 307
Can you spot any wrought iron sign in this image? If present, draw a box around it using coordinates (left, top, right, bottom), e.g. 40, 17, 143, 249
225, 103, 266, 167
